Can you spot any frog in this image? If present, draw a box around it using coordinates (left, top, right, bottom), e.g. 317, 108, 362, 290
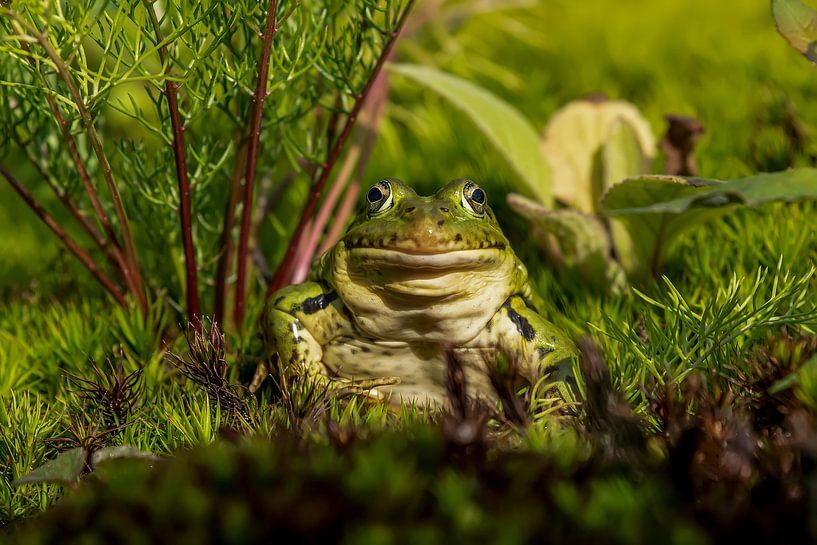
250, 178, 577, 407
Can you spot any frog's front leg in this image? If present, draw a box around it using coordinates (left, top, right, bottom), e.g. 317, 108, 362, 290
250, 282, 347, 393
484, 294, 578, 403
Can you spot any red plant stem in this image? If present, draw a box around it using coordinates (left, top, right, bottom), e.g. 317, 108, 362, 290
295, 76, 390, 277
6, 12, 148, 316
266, 0, 415, 297
9, 38, 144, 310
318, 72, 390, 256
0, 164, 127, 307
214, 139, 247, 326
12, 131, 119, 267
146, 2, 201, 327
291, 143, 362, 283
321, 181, 360, 257
233, 0, 280, 328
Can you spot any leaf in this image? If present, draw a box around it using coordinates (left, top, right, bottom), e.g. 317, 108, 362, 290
91, 446, 160, 481
601, 176, 724, 279
770, 354, 817, 394
542, 99, 656, 214
604, 168, 817, 215
388, 63, 553, 206
91, 445, 160, 468
773, 0, 817, 65
603, 119, 652, 191
507, 193, 625, 292
601, 168, 817, 278
12, 447, 87, 487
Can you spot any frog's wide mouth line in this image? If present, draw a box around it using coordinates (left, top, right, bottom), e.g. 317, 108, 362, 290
347, 247, 504, 270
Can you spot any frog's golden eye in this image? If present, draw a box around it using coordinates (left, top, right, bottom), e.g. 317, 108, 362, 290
366, 180, 393, 216
461, 181, 486, 217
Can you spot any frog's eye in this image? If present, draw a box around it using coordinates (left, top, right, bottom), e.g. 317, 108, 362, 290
366, 180, 393, 216
461, 181, 486, 217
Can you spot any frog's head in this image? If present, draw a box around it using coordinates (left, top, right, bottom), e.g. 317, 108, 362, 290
325, 178, 528, 344
342, 178, 509, 256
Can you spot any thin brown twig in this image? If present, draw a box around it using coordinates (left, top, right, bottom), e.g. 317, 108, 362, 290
248, 168, 304, 286
4, 10, 147, 316
233, 0, 281, 329
145, 1, 201, 328
0, 164, 127, 307
266, 0, 416, 297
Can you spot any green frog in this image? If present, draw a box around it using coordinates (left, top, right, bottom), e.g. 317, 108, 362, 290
251, 179, 576, 406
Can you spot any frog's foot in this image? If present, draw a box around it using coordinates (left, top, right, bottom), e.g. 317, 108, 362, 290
249, 360, 271, 394
329, 376, 401, 402
249, 362, 399, 403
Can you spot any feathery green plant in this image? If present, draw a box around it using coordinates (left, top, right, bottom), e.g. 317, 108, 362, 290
0, 0, 415, 332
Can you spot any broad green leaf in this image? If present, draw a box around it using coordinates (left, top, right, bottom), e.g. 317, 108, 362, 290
507, 193, 625, 292
91, 446, 161, 481
601, 168, 817, 278
604, 169, 817, 215
601, 176, 723, 279
91, 445, 160, 468
773, 0, 817, 65
388, 63, 552, 206
542, 99, 655, 214
12, 447, 87, 487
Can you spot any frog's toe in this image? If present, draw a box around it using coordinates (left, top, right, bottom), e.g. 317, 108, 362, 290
249, 360, 271, 393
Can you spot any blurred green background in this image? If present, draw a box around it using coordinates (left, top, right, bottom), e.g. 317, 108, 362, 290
2, 0, 815, 296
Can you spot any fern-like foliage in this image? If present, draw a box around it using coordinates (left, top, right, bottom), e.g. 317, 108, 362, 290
0, 0, 413, 328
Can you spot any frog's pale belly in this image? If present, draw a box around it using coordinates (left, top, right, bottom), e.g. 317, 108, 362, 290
321, 336, 498, 405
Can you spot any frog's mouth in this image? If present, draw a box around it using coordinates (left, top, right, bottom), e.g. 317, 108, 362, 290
347, 247, 504, 271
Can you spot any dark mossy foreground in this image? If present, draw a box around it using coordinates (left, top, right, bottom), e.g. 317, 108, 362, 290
5, 338, 817, 545
0, 431, 707, 545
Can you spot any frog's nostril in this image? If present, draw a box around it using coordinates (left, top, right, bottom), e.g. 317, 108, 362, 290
439, 207, 450, 213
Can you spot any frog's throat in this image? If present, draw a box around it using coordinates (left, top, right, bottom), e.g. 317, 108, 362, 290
329, 247, 524, 344
344, 247, 503, 271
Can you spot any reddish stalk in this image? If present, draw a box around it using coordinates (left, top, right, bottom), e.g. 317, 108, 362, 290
292, 76, 390, 280
146, 1, 201, 328
0, 164, 127, 307
12, 132, 118, 267
10, 40, 141, 296
291, 143, 362, 283
266, 0, 415, 297
233, 0, 281, 328
6, 12, 147, 316
214, 139, 247, 326
318, 72, 390, 256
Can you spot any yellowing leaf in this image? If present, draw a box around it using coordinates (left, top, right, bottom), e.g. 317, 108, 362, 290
507, 192, 625, 292
601, 168, 817, 278
389, 63, 553, 206
542, 99, 655, 214
773, 0, 817, 65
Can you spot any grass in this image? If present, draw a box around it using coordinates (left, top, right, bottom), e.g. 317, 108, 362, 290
2, 0, 817, 542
